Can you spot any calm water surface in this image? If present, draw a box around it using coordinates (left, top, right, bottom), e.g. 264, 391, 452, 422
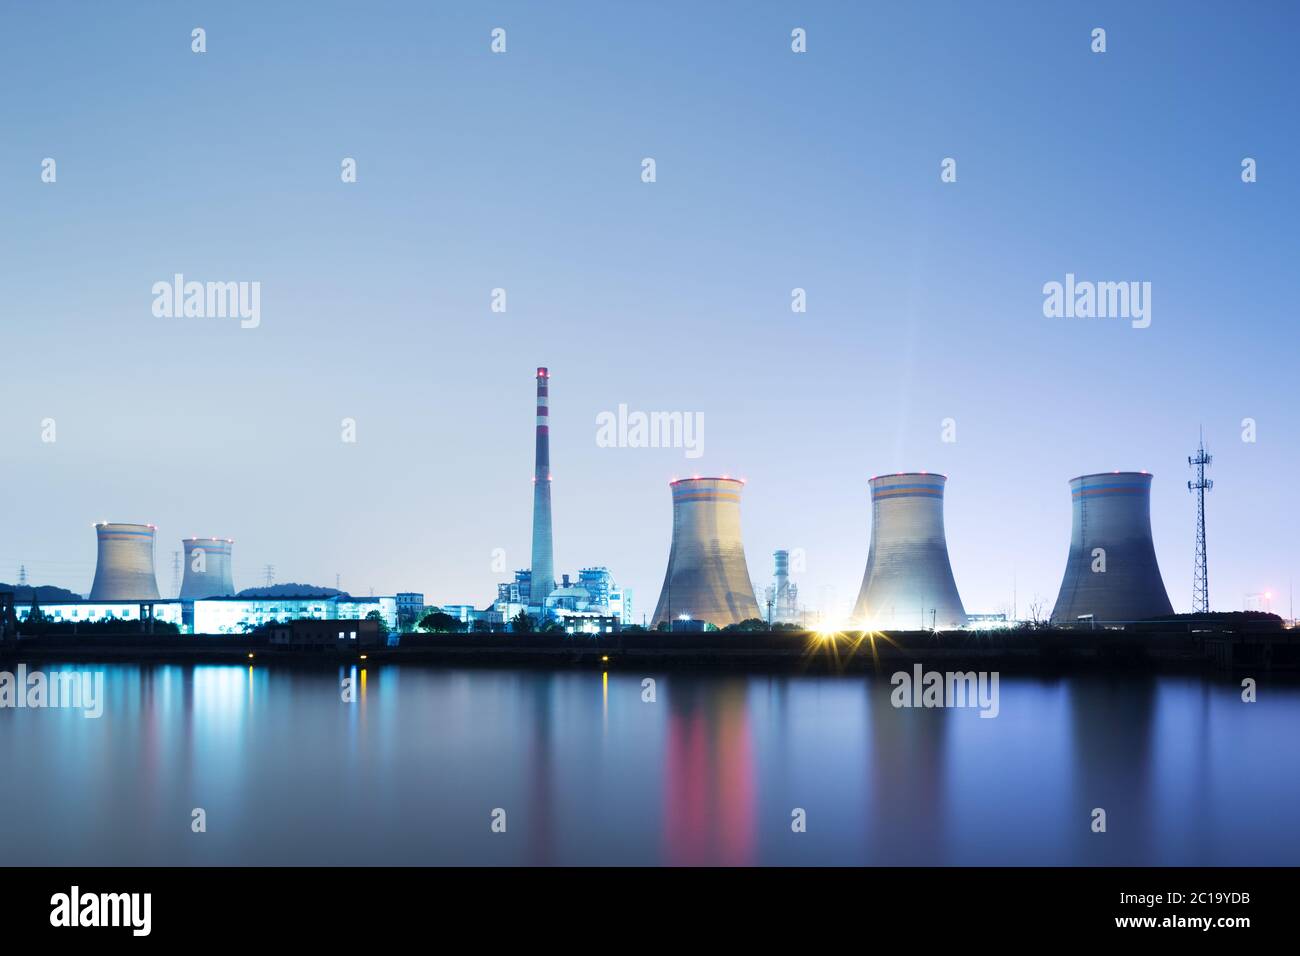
2, 663, 1298, 865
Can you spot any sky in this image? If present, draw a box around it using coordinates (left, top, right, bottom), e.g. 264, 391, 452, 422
1, 1, 1297, 620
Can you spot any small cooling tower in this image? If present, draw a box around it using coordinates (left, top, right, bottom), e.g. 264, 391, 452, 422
853, 473, 967, 630
89, 522, 161, 601
1050, 472, 1174, 624
652, 478, 761, 628
180, 537, 236, 599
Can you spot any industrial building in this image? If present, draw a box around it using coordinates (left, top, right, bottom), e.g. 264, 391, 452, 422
396, 592, 426, 631
763, 550, 802, 624
14, 600, 184, 628
179, 537, 236, 599
268, 617, 384, 649
490, 367, 632, 629
193, 595, 398, 634
1049, 471, 1174, 624
14, 595, 398, 634
652, 477, 761, 629
88, 522, 161, 601
492, 567, 632, 628
853, 473, 968, 630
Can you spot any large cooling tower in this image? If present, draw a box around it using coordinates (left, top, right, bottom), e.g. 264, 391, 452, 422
89, 522, 161, 601
853, 473, 967, 630
652, 477, 761, 628
180, 537, 236, 599
1050, 472, 1174, 624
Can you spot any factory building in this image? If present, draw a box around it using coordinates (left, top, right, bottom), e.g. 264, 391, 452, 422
555, 611, 621, 635
493, 368, 633, 630
652, 477, 761, 629
396, 592, 426, 631
179, 537, 236, 599
88, 522, 161, 601
191, 595, 398, 634
19, 595, 399, 634
492, 568, 631, 628
763, 550, 802, 624
853, 473, 967, 631
1050, 472, 1174, 624
436, 604, 506, 630
15, 600, 184, 628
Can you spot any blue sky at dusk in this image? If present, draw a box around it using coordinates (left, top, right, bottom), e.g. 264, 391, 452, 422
2, 1, 1296, 619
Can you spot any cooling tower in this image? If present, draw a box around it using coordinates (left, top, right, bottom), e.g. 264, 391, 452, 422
1050, 472, 1174, 624
652, 477, 761, 628
89, 522, 161, 601
529, 366, 555, 608
180, 537, 236, 599
853, 473, 967, 630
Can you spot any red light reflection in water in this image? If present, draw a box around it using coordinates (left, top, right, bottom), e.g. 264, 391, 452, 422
662, 689, 755, 865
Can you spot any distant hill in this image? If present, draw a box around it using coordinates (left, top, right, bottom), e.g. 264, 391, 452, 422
235, 584, 352, 600
0, 583, 83, 603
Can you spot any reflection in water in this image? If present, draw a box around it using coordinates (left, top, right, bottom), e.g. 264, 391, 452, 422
663, 681, 755, 865
866, 682, 947, 864
1067, 677, 1157, 864
1, 664, 1299, 865
526, 674, 554, 865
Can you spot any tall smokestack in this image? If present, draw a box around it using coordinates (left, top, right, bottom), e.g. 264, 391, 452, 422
89, 522, 161, 601
180, 537, 236, 599
529, 366, 554, 607
1050, 471, 1174, 624
652, 477, 761, 628
853, 473, 967, 630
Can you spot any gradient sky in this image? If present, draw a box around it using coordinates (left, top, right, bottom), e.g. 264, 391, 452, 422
2, 1, 1296, 620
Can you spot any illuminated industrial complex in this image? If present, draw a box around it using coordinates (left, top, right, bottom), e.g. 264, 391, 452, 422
5, 367, 1208, 637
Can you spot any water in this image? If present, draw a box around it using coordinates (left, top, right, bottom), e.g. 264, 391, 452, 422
1, 662, 1298, 865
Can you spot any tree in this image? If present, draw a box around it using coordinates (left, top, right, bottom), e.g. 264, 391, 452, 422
365, 609, 390, 637
1025, 595, 1050, 629
419, 610, 461, 633
510, 610, 535, 633
723, 618, 767, 633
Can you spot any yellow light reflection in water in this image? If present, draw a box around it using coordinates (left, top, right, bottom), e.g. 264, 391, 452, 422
602, 670, 609, 733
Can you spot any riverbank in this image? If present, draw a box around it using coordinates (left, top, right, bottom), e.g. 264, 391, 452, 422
3, 626, 1298, 673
